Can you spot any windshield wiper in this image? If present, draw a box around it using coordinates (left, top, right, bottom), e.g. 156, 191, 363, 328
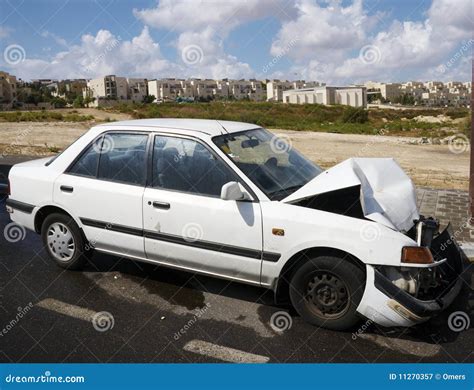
269, 184, 304, 198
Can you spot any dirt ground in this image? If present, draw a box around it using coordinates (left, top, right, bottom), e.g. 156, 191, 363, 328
0, 108, 469, 191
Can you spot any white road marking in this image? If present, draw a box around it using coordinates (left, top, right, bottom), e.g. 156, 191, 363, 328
36, 298, 97, 322
183, 339, 269, 363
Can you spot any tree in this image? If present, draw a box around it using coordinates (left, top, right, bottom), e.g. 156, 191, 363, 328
73, 95, 84, 108
51, 97, 67, 108
143, 95, 156, 104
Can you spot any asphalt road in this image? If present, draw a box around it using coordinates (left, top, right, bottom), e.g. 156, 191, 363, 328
0, 197, 472, 363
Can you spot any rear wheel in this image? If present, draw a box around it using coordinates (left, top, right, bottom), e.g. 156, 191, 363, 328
289, 256, 366, 330
41, 213, 89, 270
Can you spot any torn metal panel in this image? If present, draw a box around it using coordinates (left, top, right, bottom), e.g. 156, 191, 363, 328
282, 158, 419, 232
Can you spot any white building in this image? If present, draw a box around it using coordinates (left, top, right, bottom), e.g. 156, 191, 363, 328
283, 86, 367, 108
127, 78, 148, 103
84, 75, 128, 106
364, 81, 402, 102
267, 80, 322, 102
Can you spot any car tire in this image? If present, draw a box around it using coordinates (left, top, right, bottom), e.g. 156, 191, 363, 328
41, 213, 89, 270
289, 256, 366, 331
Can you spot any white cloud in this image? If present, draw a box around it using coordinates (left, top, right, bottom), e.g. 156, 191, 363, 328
176, 27, 253, 79
133, 0, 294, 79
2, 0, 472, 82
134, 0, 293, 35
271, 0, 472, 83
1, 27, 172, 80
271, 0, 376, 61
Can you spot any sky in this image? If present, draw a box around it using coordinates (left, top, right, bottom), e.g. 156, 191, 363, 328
0, 0, 472, 83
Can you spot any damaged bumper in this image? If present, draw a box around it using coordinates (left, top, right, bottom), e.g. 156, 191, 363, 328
357, 224, 465, 327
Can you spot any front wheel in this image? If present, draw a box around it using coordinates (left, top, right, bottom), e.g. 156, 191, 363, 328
289, 256, 366, 330
41, 213, 89, 270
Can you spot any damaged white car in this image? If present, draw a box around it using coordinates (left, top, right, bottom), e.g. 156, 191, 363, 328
6, 119, 464, 330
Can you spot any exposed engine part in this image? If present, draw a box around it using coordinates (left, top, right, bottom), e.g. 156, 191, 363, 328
414, 216, 439, 247
381, 265, 445, 298
385, 267, 418, 295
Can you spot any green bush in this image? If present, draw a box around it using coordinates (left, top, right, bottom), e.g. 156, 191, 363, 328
341, 107, 369, 123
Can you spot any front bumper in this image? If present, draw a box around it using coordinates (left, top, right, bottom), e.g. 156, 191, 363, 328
357, 224, 465, 327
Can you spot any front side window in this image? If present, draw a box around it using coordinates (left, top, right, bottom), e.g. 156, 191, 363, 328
152, 135, 236, 197
97, 133, 148, 185
213, 128, 322, 200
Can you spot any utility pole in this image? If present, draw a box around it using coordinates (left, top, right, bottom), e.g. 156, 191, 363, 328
470, 58, 474, 223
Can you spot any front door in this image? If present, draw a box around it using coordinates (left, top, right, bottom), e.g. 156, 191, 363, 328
143, 134, 263, 284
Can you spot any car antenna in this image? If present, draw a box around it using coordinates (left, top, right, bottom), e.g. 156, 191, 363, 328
216, 120, 230, 135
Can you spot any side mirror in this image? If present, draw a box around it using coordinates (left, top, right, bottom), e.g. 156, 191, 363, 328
220, 181, 251, 201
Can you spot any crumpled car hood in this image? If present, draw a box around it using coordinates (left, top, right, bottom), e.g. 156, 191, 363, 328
282, 158, 419, 232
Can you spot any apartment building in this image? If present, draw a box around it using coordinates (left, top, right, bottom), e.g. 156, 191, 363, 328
127, 78, 148, 103
364, 81, 402, 101
266, 80, 322, 101
50, 79, 87, 99
147, 78, 187, 101
83, 75, 129, 106
282, 86, 367, 108
0, 71, 17, 106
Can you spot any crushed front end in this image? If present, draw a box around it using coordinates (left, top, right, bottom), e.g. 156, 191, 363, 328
357, 219, 465, 327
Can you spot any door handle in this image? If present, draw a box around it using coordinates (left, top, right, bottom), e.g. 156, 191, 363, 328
152, 201, 170, 210
60, 185, 74, 193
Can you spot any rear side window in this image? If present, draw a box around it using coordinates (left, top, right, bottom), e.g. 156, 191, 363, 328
97, 133, 148, 185
68, 141, 100, 177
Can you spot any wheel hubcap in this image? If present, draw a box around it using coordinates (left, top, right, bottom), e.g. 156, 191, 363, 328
46, 222, 75, 261
305, 271, 349, 318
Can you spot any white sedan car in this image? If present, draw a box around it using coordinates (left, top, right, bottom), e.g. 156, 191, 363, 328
6, 119, 463, 330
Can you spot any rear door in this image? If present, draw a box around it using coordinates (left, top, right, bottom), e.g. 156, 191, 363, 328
142, 134, 263, 284
53, 132, 149, 258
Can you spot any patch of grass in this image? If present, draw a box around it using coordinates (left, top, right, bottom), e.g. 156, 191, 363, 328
0, 111, 94, 122
106, 101, 463, 136
45, 143, 61, 153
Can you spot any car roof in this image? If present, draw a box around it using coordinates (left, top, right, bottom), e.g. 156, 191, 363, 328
95, 118, 259, 136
